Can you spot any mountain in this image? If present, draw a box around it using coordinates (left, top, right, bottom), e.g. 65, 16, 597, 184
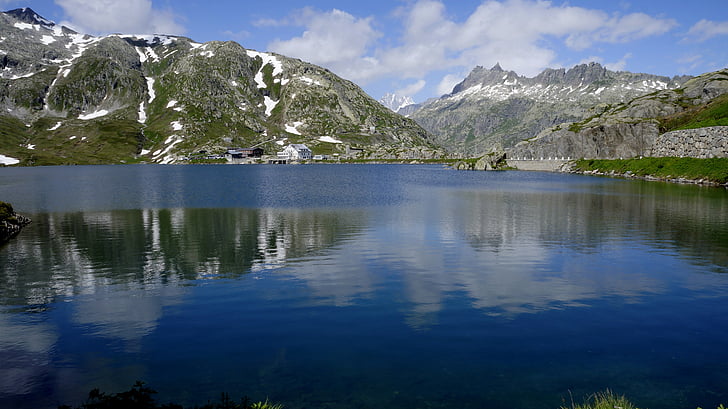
0, 8, 442, 166
379, 92, 415, 112
507, 68, 728, 160
409, 62, 691, 155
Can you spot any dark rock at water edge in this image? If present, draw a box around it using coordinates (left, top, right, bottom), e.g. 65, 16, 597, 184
452, 151, 508, 171
0, 201, 31, 245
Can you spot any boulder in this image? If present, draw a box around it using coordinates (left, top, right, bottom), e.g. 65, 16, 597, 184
0, 201, 31, 245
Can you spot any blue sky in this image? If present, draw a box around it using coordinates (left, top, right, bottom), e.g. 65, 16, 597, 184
3, 0, 727, 102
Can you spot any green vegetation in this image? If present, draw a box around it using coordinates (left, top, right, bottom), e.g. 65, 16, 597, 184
574, 157, 728, 184
660, 93, 728, 132
562, 390, 638, 409
0, 201, 15, 223
58, 381, 284, 409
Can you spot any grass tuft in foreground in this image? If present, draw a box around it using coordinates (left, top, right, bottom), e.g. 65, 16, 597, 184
562, 390, 638, 409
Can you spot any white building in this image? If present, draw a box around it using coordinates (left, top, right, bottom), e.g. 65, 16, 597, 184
278, 144, 312, 160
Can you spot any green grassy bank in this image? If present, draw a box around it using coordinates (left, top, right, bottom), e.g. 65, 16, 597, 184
573, 157, 728, 185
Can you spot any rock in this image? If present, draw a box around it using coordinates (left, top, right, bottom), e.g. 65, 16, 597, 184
0, 201, 31, 245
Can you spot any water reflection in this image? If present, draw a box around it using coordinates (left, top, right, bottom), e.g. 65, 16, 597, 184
1, 207, 368, 306
1, 168, 727, 409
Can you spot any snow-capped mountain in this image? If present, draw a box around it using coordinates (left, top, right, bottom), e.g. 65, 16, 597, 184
0, 8, 440, 166
379, 93, 415, 112
409, 62, 692, 155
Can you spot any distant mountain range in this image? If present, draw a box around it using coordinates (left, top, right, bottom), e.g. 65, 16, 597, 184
407, 62, 694, 156
378, 93, 415, 112
1, 7, 725, 167
0, 8, 441, 165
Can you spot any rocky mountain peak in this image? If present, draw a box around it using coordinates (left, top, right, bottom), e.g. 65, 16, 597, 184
451, 64, 523, 94
410, 61, 694, 156
531, 62, 610, 86
4, 7, 53, 26
379, 93, 416, 112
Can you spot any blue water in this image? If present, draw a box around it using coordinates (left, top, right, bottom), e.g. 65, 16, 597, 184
1, 164, 727, 409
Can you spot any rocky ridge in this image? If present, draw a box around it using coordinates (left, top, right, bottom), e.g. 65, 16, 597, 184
0, 8, 442, 166
507, 69, 728, 160
409, 62, 690, 156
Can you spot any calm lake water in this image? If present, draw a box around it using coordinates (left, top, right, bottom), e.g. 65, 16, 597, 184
1, 164, 727, 409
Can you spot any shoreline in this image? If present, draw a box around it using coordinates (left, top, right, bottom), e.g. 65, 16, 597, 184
559, 158, 728, 188
564, 168, 728, 188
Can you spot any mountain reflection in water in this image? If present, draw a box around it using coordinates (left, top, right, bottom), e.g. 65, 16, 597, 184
0, 164, 727, 409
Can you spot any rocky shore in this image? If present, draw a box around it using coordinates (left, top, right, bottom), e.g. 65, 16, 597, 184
0, 201, 31, 245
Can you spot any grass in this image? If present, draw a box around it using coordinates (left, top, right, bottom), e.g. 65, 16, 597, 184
660, 93, 728, 132
562, 390, 638, 409
574, 157, 728, 184
0, 201, 14, 223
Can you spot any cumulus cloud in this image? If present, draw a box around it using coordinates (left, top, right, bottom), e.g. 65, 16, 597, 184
266, 0, 678, 86
54, 0, 185, 35
604, 53, 633, 72
268, 8, 381, 75
685, 19, 728, 42
395, 79, 427, 97
437, 74, 465, 96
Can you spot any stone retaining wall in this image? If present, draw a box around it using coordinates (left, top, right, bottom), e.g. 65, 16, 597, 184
650, 126, 728, 158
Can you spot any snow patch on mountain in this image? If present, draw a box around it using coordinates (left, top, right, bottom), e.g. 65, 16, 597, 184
298, 76, 322, 86
146, 77, 156, 103
318, 136, 343, 144
78, 110, 108, 120
13, 22, 38, 31
40, 35, 55, 45
247, 50, 283, 90
0, 154, 20, 165
263, 96, 278, 116
285, 122, 304, 135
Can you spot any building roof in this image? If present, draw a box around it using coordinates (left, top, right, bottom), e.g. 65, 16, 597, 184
288, 144, 310, 151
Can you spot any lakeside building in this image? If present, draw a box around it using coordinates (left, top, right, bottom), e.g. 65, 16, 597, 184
277, 144, 312, 160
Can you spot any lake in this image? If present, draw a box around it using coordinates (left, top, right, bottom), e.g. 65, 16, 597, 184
1, 164, 727, 409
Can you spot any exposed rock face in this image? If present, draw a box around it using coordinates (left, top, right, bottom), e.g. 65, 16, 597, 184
0, 201, 31, 245
409, 62, 689, 155
452, 151, 508, 171
650, 127, 728, 158
507, 69, 728, 160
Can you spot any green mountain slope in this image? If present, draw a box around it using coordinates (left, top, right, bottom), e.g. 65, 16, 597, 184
0, 8, 442, 166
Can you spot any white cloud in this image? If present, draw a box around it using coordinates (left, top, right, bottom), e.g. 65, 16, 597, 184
604, 53, 632, 72
54, 0, 185, 35
395, 79, 426, 97
268, 8, 381, 75
222, 29, 250, 42
677, 54, 705, 73
685, 19, 728, 42
437, 74, 463, 96
265, 1, 679, 93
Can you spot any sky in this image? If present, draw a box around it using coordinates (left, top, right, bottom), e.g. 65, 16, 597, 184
2, 0, 727, 102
